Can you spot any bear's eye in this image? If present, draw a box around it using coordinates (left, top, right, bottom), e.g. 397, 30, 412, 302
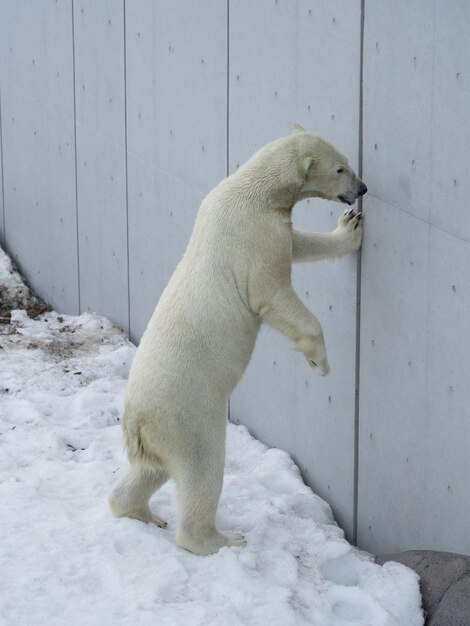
337, 167, 345, 174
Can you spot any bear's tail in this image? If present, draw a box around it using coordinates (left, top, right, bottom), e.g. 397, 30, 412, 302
122, 412, 165, 470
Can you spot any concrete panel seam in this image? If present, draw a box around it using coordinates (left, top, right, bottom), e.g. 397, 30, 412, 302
353, 0, 366, 546
0, 73, 5, 245
226, 0, 230, 178
429, 0, 436, 222
227, 0, 230, 420
71, 0, 81, 313
123, 0, 131, 339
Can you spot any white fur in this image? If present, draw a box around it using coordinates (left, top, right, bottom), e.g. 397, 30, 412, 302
109, 127, 366, 555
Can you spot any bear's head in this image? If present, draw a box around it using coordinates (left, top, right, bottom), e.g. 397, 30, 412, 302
292, 124, 367, 206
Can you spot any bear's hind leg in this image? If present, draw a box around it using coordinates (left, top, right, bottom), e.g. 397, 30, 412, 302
175, 453, 246, 555
108, 464, 168, 527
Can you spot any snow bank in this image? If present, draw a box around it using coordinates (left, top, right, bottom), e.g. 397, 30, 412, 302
0, 248, 423, 626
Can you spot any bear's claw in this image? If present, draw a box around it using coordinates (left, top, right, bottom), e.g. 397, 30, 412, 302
353, 213, 363, 230
148, 513, 168, 528
224, 532, 247, 548
339, 209, 363, 232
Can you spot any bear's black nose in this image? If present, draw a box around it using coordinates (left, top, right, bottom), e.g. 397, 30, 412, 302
358, 183, 368, 197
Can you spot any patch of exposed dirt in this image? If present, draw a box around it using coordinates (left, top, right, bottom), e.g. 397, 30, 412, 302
0, 250, 53, 341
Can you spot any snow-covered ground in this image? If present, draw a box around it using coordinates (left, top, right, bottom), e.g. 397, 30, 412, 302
0, 248, 423, 626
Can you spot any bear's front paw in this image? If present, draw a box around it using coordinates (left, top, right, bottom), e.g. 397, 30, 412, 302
306, 355, 330, 376
338, 208, 363, 232
296, 336, 330, 376
337, 209, 363, 251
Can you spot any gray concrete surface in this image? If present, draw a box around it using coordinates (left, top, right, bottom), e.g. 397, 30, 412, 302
0, 0, 79, 314
376, 551, 470, 626
358, 0, 470, 556
73, 0, 129, 333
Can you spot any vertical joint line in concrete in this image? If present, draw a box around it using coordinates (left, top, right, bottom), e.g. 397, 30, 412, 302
123, 0, 131, 339
0, 78, 5, 245
353, 0, 365, 546
71, 0, 81, 314
226, 0, 230, 179
226, 0, 231, 421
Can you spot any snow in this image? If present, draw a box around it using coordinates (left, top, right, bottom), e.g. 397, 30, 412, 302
0, 247, 423, 626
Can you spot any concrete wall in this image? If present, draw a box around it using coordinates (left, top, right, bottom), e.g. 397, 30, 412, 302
0, 0, 79, 312
73, 0, 129, 333
358, 0, 470, 555
0, 0, 469, 556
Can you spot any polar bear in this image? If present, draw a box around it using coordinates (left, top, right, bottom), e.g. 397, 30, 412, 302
109, 125, 367, 555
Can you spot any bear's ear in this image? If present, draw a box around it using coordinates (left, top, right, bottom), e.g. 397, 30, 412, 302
303, 157, 315, 174
291, 123, 306, 135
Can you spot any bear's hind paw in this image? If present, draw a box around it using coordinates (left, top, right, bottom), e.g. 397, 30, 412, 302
176, 529, 246, 555
147, 512, 168, 528
118, 507, 168, 528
